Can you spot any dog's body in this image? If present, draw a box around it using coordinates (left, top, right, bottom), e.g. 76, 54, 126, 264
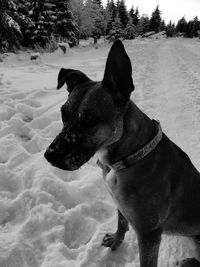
45, 40, 200, 267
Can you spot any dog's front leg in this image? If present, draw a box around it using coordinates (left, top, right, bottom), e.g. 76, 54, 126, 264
102, 209, 129, 250
137, 228, 162, 267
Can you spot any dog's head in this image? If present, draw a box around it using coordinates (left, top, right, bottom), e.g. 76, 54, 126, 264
44, 40, 134, 170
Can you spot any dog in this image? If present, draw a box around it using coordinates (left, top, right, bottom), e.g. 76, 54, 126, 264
44, 40, 200, 267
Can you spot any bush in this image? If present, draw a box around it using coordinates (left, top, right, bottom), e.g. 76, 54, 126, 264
33, 37, 58, 53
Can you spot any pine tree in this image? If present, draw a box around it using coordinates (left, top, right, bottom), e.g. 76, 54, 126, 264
149, 5, 162, 33
70, 0, 89, 38
23, 0, 78, 48
160, 20, 166, 31
26, 0, 51, 47
134, 7, 139, 25
108, 15, 124, 41
54, 0, 79, 46
175, 16, 200, 38
186, 20, 195, 37
129, 6, 134, 22
82, 0, 104, 43
15, 0, 30, 16
165, 20, 175, 37
125, 17, 137, 39
117, 0, 129, 28
0, 0, 23, 51
184, 17, 200, 38
93, 0, 103, 8
91, 0, 104, 43
102, 7, 111, 39
70, 0, 83, 26
106, 0, 117, 34
13, 0, 32, 46
192, 16, 200, 37
137, 15, 150, 35
176, 16, 187, 35
129, 6, 139, 26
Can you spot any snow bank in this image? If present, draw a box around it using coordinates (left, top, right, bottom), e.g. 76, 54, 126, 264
0, 38, 200, 266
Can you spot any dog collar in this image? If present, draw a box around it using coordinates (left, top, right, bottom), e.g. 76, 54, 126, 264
111, 120, 162, 171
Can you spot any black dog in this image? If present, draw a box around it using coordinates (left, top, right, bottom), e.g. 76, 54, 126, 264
45, 40, 200, 267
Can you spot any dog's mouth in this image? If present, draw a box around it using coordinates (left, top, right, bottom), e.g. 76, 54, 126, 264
44, 147, 94, 171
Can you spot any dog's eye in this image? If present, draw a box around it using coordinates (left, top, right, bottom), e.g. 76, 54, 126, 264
79, 112, 98, 127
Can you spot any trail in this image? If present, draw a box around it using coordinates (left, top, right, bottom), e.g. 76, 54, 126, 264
128, 39, 200, 168
1, 38, 200, 267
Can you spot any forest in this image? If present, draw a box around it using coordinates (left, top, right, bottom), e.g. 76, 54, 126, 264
0, 0, 200, 52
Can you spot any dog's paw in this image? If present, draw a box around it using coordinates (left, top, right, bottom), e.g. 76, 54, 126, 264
102, 232, 123, 251
178, 258, 200, 267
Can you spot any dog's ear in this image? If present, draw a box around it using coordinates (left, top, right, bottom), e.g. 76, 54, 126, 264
57, 68, 90, 93
103, 40, 134, 105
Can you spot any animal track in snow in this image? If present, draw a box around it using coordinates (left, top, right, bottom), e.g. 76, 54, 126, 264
64, 210, 97, 249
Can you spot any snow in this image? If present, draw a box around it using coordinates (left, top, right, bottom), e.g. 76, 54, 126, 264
1, 38, 200, 266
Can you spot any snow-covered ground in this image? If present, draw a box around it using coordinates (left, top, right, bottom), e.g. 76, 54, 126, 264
1, 38, 200, 267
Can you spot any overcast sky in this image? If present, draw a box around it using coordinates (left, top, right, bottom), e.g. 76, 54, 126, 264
102, 0, 200, 23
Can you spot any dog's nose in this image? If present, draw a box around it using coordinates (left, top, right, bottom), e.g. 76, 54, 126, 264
44, 148, 58, 164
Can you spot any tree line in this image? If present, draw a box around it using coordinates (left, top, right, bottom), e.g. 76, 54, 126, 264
0, 0, 200, 52
0, 0, 78, 52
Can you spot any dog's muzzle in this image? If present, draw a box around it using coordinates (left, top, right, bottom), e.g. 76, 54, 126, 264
44, 148, 89, 171
44, 130, 95, 171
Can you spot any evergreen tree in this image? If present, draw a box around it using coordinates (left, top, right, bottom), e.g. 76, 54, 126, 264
108, 0, 117, 21
137, 15, 150, 35
186, 20, 195, 37
176, 16, 187, 35
70, 0, 84, 27
129, 6, 139, 26
92, 0, 104, 42
106, 0, 117, 34
70, 0, 90, 38
0, 0, 23, 51
133, 7, 139, 25
24, 0, 78, 47
54, 0, 79, 46
129, 6, 134, 22
149, 5, 162, 33
107, 15, 124, 41
160, 19, 166, 31
101, 7, 111, 39
26, 0, 51, 47
117, 0, 129, 28
125, 17, 137, 39
93, 0, 103, 8
192, 16, 200, 37
175, 16, 200, 38
82, 0, 104, 43
184, 17, 200, 38
16, 0, 30, 15
165, 21, 175, 37
13, 0, 32, 46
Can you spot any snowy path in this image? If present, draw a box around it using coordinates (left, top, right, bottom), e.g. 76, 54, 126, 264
129, 39, 200, 168
1, 39, 200, 266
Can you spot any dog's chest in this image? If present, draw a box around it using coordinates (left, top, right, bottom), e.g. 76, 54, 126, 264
103, 169, 138, 224
104, 169, 118, 195
103, 169, 129, 212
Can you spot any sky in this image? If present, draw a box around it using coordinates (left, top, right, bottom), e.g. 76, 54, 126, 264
102, 0, 200, 23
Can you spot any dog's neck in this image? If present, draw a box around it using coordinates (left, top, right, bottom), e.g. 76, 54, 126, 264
97, 101, 156, 167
